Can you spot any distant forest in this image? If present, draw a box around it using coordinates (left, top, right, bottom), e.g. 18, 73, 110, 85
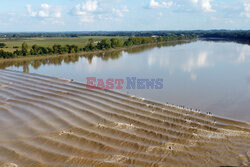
0, 30, 249, 42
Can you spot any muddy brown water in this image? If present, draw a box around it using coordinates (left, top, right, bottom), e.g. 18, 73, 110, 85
0, 69, 249, 167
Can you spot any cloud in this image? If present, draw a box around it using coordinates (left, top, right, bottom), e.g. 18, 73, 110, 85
26, 4, 37, 17
191, 0, 215, 12
72, 0, 128, 22
149, 0, 173, 9
241, 3, 250, 18
112, 6, 129, 17
38, 4, 50, 17
191, 0, 198, 3
26, 4, 62, 18
81, 0, 98, 12
72, 0, 98, 23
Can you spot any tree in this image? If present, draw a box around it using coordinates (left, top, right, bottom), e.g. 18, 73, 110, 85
84, 39, 95, 51
53, 44, 63, 54
110, 38, 124, 48
13, 49, 22, 56
124, 38, 133, 46
0, 49, 14, 58
32, 44, 39, 55
0, 43, 6, 48
96, 39, 111, 49
22, 42, 28, 56
157, 37, 163, 42
38, 47, 48, 55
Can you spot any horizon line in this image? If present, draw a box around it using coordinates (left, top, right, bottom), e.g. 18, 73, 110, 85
0, 29, 250, 33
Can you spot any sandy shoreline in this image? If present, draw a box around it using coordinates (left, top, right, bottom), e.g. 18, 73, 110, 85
0, 69, 249, 167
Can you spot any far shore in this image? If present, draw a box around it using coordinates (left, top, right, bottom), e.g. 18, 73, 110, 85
0, 40, 194, 62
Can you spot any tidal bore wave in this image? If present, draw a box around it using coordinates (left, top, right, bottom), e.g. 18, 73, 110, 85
0, 69, 249, 167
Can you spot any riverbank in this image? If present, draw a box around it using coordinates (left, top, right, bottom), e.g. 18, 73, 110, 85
0, 69, 249, 167
0, 39, 195, 62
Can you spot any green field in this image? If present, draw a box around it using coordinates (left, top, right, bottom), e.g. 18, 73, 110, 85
0, 36, 128, 52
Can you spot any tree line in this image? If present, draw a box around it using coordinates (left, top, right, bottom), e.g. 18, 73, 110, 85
1, 30, 249, 39
199, 31, 250, 43
0, 35, 197, 59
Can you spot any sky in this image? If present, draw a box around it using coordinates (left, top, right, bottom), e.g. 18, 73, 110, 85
0, 0, 249, 32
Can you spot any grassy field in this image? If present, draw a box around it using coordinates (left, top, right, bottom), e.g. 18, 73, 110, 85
0, 36, 128, 52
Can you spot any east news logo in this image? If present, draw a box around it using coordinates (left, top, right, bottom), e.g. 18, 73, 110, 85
86, 77, 163, 90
